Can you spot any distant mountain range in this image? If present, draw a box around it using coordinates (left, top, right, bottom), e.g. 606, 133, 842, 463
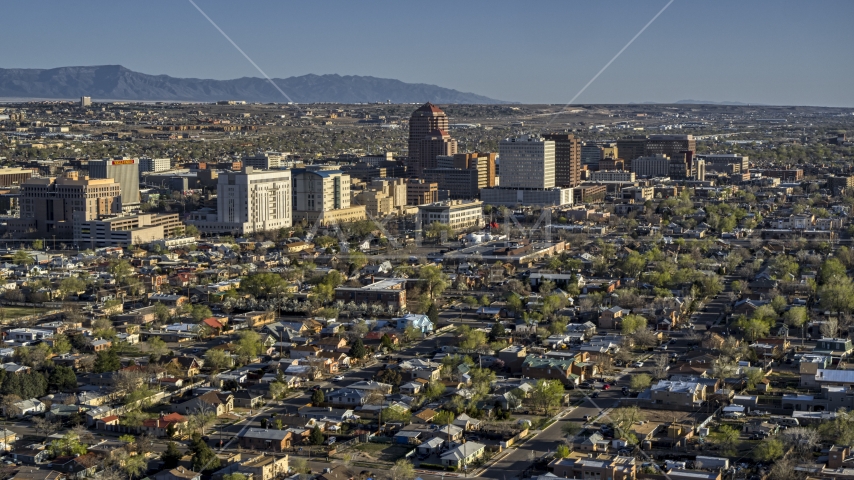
0, 65, 510, 104
674, 99, 755, 106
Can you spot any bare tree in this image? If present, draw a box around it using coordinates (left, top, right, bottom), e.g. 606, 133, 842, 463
821, 318, 839, 338
778, 427, 820, 459
71, 424, 95, 444
189, 404, 217, 435
32, 417, 60, 437
651, 354, 669, 380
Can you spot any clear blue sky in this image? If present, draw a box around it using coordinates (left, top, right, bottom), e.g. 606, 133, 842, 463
3, 0, 853, 106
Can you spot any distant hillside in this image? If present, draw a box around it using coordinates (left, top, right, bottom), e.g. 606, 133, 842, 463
0, 65, 510, 104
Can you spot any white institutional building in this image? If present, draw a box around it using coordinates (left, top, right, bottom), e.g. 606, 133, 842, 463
498, 135, 555, 189
187, 167, 292, 234
480, 135, 572, 207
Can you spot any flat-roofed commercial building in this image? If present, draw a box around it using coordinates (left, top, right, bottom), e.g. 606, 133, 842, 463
645, 134, 696, 158
480, 187, 573, 207
74, 213, 183, 248
697, 154, 748, 173
0, 167, 34, 186
335, 279, 407, 310
417, 199, 483, 232
589, 170, 636, 183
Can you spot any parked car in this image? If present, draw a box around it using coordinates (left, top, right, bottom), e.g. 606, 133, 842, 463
579, 382, 592, 389
327, 436, 337, 445
332, 375, 345, 381
632, 361, 644, 368
602, 384, 610, 390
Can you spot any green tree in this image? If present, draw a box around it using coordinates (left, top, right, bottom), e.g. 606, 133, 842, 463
531, 379, 564, 414
189, 434, 220, 472
94, 348, 121, 373
161, 441, 183, 468
123, 454, 147, 479
738, 318, 771, 341
715, 425, 741, 456
348, 338, 367, 359
621, 315, 647, 335
310, 426, 325, 445
819, 275, 854, 314
630, 373, 652, 391
240, 272, 288, 299
48, 366, 78, 392
433, 410, 455, 425
390, 459, 416, 480
419, 265, 449, 301
555, 444, 571, 459
235, 330, 263, 363
191, 305, 213, 322
49, 431, 88, 457
204, 349, 232, 372
424, 381, 447, 401
153, 303, 171, 323
381, 334, 395, 351
32, 239, 44, 250
426, 303, 439, 325
820, 258, 848, 285
311, 389, 325, 406
13, 250, 34, 266
146, 336, 168, 357
51, 334, 72, 355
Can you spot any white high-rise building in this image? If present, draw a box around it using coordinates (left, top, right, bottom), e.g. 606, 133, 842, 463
212, 167, 292, 234
139, 157, 171, 173
499, 135, 555, 189
292, 169, 366, 225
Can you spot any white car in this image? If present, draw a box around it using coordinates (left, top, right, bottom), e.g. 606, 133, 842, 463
332, 375, 345, 381
632, 361, 644, 368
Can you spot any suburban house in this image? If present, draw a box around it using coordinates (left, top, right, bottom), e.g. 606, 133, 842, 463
439, 442, 485, 468
550, 455, 636, 480
237, 429, 292, 451
141, 412, 189, 437
650, 380, 706, 407
174, 391, 234, 416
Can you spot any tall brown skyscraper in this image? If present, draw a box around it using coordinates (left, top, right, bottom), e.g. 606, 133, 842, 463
543, 133, 581, 188
616, 135, 648, 170
418, 130, 457, 174
409, 103, 449, 176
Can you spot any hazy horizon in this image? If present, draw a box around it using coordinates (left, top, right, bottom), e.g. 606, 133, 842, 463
1, 0, 852, 107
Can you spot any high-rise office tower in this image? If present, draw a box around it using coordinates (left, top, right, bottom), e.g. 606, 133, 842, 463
645, 135, 696, 158
616, 135, 648, 168
498, 135, 555, 189
418, 130, 457, 174
139, 158, 171, 173
80, 96, 91, 108
408, 103, 449, 176
543, 133, 581, 188
89, 158, 140, 209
